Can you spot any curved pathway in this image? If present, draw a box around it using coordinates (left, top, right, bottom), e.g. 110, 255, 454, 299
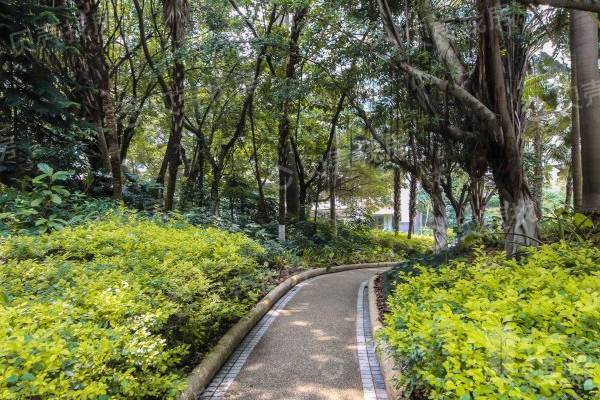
199, 268, 389, 400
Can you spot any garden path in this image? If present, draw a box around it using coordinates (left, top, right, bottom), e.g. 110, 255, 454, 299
199, 268, 389, 400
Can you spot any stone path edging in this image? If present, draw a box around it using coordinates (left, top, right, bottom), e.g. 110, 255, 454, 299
367, 276, 402, 399
357, 281, 389, 400
178, 262, 400, 400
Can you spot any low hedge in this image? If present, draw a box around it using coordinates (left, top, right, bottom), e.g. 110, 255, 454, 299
0, 214, 271, 399
288, 222, 433, 268
382, 242, 600, 399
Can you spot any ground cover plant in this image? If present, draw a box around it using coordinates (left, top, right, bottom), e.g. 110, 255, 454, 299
382, 242, 600, 400
0, 214, 271, 399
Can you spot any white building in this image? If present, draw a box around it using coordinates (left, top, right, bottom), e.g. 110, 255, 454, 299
316, 188, 422, 233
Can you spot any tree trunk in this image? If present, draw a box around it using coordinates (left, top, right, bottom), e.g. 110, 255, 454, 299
502, 189, 539, 256
532, 125, 544, 216
249, 102, 268, 222
77, 0, 122, 199
184, 137, 206, 207
470, 175, 487, 227
393, 167, 402, 234
480, 0, 539, 255
429, 187, 448, 253
163, 0, 187, 211
101, 89, 123, 200
286, 141, 301, 220
329, 123, 338, 234
408, 171, 417, 238
565, 169, 573, 208
570, 21, 584, 211
571, 10, 600, 217
210, 166, 221, 216
277, 7, 309, 242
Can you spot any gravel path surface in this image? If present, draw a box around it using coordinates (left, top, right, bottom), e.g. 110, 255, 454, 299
200, 268, 389, 400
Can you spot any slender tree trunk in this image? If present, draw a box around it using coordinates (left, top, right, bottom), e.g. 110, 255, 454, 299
570, 22, 584, 211
249, 102, 267, 221
184, 137, 205, 207
532, 126, 544, 217
470, 175, 486, 227
565, 169, 573, 208
408, 172, 417, 238
210, 166, 221, 216
277, 7, 308, 242
286, 141, 301, 220
571, 10, 600, 218
393, 167, 402, 234
329, 123, 338, 234
101, 90, 123, 200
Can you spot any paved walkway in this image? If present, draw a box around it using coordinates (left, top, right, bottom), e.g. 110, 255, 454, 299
200, 268, 389, 400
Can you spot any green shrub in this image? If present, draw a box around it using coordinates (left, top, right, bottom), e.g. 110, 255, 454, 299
0, 214, 271, 399
279, 220, 433, 268
382, 242, 600, 399
0, 164, 115, 236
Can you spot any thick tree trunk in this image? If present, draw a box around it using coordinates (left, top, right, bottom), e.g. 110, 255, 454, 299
77, 0, 122, 199
481, 0, 539, 255
502, 189, 539, 256
429, 187, 448, 253
571, 10, 600, 217
163, 0, 187, 211
408, 172, 417, 238
393, 167, 402, 234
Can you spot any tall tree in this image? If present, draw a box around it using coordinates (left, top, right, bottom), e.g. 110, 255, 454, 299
163, 0, 188, 210
77, 0, 123, 200
278, 6, 309, 241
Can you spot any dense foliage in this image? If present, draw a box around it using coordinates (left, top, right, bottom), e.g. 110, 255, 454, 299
382, 242, 600, 399
0, 164, 115, 235
0, 215, 270, 399
0, 209, 432, 398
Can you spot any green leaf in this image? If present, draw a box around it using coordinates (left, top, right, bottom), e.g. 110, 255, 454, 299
50, 194, 62, 204
22, 373, 35, 381
6, 375, 18, 385
584, 379, 596, 391
51, 186, 70, 196
30, 198, 44, 207
573, 213, 593, 229
37, 163, 52, 174
52, 171, 72, 181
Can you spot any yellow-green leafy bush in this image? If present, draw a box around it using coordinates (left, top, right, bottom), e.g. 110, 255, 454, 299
368, 231, 433, 257
291, 222, 433, 268
383, 242, 600, 399
0, 214, 270, 399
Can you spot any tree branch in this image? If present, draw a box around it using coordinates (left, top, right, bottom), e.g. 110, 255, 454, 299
522, 0, 600, 12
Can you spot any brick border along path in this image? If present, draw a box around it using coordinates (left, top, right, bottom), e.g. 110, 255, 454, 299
199, 268, 389, 400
